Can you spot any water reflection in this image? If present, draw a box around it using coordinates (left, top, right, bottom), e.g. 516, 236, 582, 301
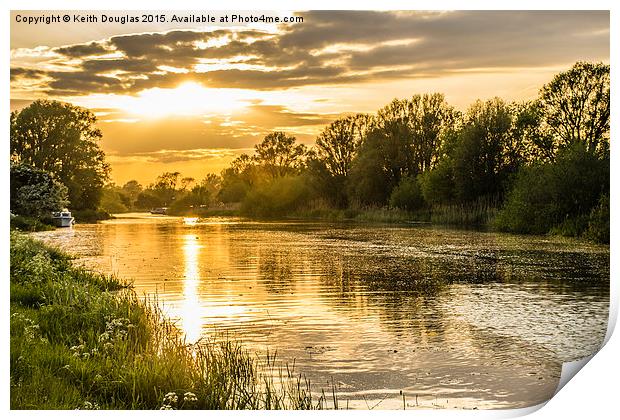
32, 214, 609, 409
180, 233, 202, 344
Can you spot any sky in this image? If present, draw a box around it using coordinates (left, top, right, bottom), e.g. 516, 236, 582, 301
10, 10, 610, 185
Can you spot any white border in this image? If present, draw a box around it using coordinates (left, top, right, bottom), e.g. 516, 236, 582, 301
2, 1, 617, 420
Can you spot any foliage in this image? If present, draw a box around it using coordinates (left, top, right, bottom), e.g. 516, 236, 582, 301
10, 161, 69, 218
219, 133, 308, 203
494, 142, 609, 236
539, 61, 610, 158
10, 215, 55, 232
72, 209, 112, 223
240, 176, 310, 218
451, 98, 516, 202
389, 176, 425, 211
585, 194, 610, 244
10, 100, 110, 210
99, 185, 130, 214
418, 160, 455, 205
254, 132, 308, 179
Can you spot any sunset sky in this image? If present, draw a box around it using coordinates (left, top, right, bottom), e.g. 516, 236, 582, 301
10, 10, 609, 185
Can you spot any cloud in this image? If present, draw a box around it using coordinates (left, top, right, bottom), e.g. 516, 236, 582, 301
55, 41, 109, 57
10, 11, 609, 96
10, 67, 46, 81
114, 148, 247, 164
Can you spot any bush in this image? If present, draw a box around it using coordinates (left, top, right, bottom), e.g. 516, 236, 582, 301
72, 209, 112, 223
10, 162, 69, 218
240, 176, 310, 218
495, 143, 608, 235
389, 176, 425, 211
419, 161, 455, 205
585, 194, 610, 244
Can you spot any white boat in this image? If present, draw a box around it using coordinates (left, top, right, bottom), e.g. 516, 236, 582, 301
150, 207, 168, 215
51, 210, 75, 227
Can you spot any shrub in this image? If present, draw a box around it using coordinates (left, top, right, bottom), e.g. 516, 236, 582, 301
585, 194, 610, 244
419, 161, 455, 205
240, 176, 310, 218
495, 143, 608, 235
10, 162, 69, 218
389, 176, 425, 211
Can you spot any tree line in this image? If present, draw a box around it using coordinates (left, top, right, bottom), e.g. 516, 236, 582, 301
10, 62, 609, 242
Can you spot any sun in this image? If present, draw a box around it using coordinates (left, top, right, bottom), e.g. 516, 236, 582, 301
92, 82, 252, 119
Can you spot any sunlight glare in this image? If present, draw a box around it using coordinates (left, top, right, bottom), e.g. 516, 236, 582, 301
115, 82, 249, 118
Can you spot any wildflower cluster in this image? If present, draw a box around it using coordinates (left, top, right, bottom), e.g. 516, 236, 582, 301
98, 317, 134, 351
79, 401, 100, 410
159, 391, 198, 409
160, 392, 178, 410
11, 312, 46, 343
69, 343, 98, 359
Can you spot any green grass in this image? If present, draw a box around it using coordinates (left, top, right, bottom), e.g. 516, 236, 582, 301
10, 233, 320, 410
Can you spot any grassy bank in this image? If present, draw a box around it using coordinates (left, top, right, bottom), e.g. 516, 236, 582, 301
10, 233, 318, 410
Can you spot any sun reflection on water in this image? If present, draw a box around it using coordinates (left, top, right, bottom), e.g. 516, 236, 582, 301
180, 233, 203, 343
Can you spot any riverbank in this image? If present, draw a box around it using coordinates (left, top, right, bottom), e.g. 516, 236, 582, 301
10, 233, 318, 409
10, 210, 114, 232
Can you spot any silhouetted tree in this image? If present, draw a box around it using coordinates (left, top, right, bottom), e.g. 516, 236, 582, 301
539, 61, 610, 157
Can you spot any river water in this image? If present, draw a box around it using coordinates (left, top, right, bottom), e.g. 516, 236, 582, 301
33, 213, 610, 409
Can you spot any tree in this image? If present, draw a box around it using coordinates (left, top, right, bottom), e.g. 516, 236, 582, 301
406, 93, 457, 173
311, 114, 372, 206
539, 61, 610, 157
218, 154, 257, 202
510, 101, 555, 163
254, 132, 307, 179
152, 171, 181, 205
179, 177, 195, 192
315, 114, 372, 178
10, 100, 110, 210
10, 162, 69, 218
121, 180, 143, 208
451, 98, 514, 202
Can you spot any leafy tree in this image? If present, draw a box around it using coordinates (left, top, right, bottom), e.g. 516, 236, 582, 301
10, 100, 109, 210
152, 171, 181, 205
348, 122, 412, 205
315, 114, 372, 178
407, 93, 457, 173
311, 114, 372, 206
135, 191, 162, 209
539, 61, 610, 157
179, 177, 195, 192
254, 132, 307, 179
218, 154, 257, 202
99, 184, 129, 214
348, 94, 457, 205
10, 162, 69, 218
451, 98, 514, 202
418, 160, 455, 205
510, 101, 555, 163
121, 180, 143, 208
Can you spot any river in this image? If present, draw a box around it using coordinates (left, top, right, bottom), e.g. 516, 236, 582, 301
33, 213, 610, 409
